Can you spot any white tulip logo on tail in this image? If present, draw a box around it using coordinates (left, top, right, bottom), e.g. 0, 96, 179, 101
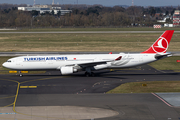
152, 37, 168, 53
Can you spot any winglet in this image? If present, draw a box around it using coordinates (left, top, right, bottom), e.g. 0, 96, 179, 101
141, 30, 174, 54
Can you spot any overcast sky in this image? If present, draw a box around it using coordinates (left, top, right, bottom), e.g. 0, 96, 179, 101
0, 0, 179, 7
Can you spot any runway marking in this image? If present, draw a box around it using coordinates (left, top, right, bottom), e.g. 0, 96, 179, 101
20, 77, 62, 84
0, 79, 19, 84
152, 93, 180, 108
0, 113, 16, 114
28, 86, 37, 88
152, 93, 173, 107
20, 86, 37, 88
13, 82, 20, 112
0, 95, 16, 100
20, 86, 28, 88
93, 82, 101, 86
0, 77, 78, 120
0, 103, 14, 108
0, 79, 20, 110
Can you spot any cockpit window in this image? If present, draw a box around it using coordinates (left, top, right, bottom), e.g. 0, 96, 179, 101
7, 60, 11, 62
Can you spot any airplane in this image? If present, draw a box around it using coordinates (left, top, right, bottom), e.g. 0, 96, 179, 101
2, 30, 174, 77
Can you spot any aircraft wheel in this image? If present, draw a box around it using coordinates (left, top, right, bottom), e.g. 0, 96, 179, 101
85, 72, 90, 77
91, 72, 95, 77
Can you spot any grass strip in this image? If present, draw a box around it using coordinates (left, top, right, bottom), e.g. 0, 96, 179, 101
107, 81, 180, 93
148, 56, 180, 71
0, 33, 180, 52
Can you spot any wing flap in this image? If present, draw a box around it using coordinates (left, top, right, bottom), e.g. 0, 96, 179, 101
78, 61, 110, 68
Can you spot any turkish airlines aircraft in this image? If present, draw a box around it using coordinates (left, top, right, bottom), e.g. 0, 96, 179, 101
2, 30, 174, 76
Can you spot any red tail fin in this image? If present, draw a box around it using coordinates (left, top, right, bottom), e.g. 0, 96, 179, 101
141, 30, 174, 54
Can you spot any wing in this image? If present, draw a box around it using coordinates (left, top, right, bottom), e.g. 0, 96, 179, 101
78, 61, 111, 68
78, 56, 122, 68
64, 60, 112, 68
65, 56, 122, 68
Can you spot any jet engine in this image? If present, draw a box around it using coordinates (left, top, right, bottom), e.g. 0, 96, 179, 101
60, 66, 78, 75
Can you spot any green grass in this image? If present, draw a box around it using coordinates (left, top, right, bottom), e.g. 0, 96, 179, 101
149, 56, 180, 71
0, 32, 180, 52
107, 81, 180, 93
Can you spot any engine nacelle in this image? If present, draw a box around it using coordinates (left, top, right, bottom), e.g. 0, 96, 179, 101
60, 66, 78, 75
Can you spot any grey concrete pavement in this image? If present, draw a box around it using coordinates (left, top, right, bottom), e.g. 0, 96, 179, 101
0, 65, 180, 120
156, 93, 180, 107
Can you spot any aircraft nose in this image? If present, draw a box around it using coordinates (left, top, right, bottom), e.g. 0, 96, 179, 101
2, 62, 7, 67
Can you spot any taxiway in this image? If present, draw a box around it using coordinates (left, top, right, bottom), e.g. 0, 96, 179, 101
0, 65, 180, 120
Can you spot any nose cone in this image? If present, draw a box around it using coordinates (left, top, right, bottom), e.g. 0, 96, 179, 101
2, 62, 12, 69
2, 62, 7, 68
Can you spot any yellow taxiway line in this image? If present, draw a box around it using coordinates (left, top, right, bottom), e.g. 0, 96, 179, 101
20, 86, 37, 88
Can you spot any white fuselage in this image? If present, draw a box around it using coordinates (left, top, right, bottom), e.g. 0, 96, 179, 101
2, 53, 157, 72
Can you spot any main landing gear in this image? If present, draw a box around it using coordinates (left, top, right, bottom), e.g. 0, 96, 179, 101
85, 72, 95, 77
84, 67, 95, 77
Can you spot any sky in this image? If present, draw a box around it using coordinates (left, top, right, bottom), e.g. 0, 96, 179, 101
0, 0, 179, 7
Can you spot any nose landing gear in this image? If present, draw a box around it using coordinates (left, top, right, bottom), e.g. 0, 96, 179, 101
19, 71, 23, 77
